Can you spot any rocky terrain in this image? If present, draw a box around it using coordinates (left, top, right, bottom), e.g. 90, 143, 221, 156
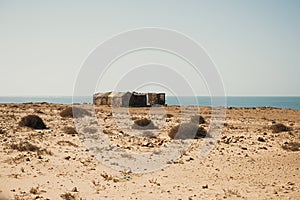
0, 103, 299, 199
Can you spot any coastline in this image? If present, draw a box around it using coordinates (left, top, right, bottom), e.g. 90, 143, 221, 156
0, 96, 300, 110
0, 103, 299, 199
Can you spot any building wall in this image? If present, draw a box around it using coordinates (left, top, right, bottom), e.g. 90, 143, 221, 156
94, 92, 165, 107
130, 94, 147, 107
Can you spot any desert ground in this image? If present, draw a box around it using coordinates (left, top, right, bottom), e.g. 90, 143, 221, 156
0, 103, 299, 200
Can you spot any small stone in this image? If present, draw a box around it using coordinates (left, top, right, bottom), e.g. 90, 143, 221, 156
64, 156, 71, 160
258, 137, 266, 142
202, 184, 208, 189
72, 187, 78, 192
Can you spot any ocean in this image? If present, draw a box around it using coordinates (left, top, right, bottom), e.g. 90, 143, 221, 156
0, 96, 299, 110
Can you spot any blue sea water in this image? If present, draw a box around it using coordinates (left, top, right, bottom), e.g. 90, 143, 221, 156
0, 96, 299, 110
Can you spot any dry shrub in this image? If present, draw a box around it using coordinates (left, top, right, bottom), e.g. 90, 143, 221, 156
60, 192, 76, 200
168, 123, 208, 139
29, 187, 40, 195
10, 141, 39, 152
63, 127, 78, 135
190, 115, 205, 124
165, 113, 174, 118
132, 118, 157, 130
282, 142, 300, 151
19, 115, 47, 129
10, 141, 52, 155
60, 107, 91, 118
270, 123, 292, 133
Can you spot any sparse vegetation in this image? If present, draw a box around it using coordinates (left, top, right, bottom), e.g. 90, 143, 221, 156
223, 189, 241, 197
190, 115, 205, 124
282, 142, 300, 151
19, 115, 47, 129
29, 187, 39, 195
63, 126, 78, 135
10, 141, 52, 155
60, 192, 76, 200
11, 141, 39, 152
60, 107, 91, 118
270, 123, 292, 133
132, 118, 157, 130
100, 172, 120, 182
168, 123, 208, 139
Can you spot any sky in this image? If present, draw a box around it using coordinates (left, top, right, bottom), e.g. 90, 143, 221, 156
0, 0, 299, 96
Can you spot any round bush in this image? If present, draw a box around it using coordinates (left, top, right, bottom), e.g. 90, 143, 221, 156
190, 115, 205, 124
19, 115, 47, 129
270, 123, 291, 133
60, 107, 91, 118
132, 118, 157, 130
169, 122, 208, 139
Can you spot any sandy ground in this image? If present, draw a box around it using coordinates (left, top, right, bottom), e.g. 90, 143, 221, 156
0, 103, 299, 200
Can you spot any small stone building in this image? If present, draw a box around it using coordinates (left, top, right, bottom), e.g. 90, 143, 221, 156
130, 92, 147, 107
147, 93, 165, 106
93, 92, 132, 107
93, 91, 165, 107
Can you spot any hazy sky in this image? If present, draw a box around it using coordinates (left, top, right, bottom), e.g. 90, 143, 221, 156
0, 0, 299, 96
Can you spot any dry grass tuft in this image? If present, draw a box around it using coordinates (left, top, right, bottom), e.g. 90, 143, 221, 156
19, 115, 47, 129
60, 192, 76, 200
63, 127, 78, 135
60, 107, 91, 118
282, 142, 300, 151
10, 141, 52, 155
132, 118, 157, 130
168, 123, 208, 139
270, 123, 292, 133
10, 141, 39, 152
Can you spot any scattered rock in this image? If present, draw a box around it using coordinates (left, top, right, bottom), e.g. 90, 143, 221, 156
71, 187, 78, 192
202, 184, 208, 189
258, 137, 266, 142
